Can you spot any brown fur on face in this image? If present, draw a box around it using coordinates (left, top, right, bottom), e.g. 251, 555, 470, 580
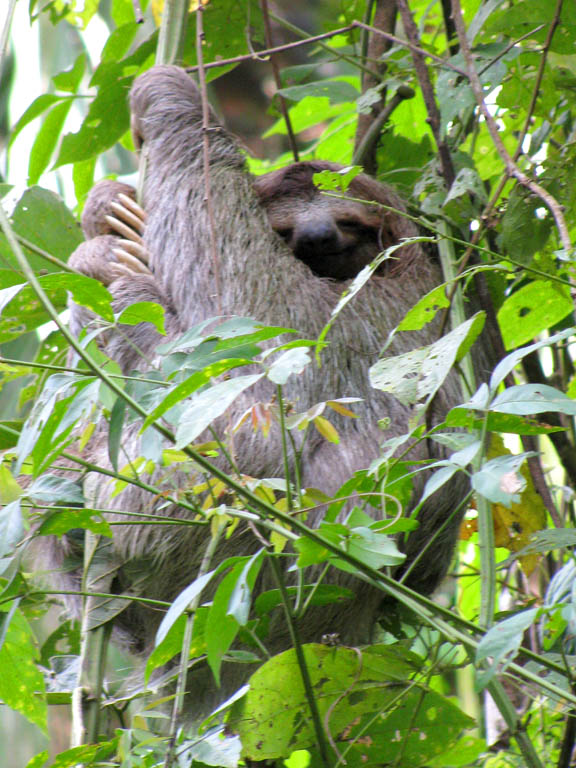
254, 161, 411, 280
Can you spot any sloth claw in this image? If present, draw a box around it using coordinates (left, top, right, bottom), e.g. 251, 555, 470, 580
105, 214, 142, 243
112, 247, 153, 275
117, 192, 147, 224
116, 238, 150, 264
110, 199, 146, 236
109, 263, 138, 280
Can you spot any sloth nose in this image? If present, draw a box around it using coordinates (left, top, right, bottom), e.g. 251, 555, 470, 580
295, 220, 340, 250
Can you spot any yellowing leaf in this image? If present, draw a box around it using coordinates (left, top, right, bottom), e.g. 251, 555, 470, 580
313, 415, 340, 444
488, 435, 547, 574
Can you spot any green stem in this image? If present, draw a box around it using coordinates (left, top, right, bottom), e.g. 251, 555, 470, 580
163, 521, 226, 768
268, 555, 331, 767
276, 385, 293, 512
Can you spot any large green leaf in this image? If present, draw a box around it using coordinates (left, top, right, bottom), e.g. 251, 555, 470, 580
230, 644, 473, 765
0, 606, 47, 732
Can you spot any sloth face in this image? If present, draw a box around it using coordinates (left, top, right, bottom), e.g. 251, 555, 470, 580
254, 162, 394, 281
268, 199, 383, 280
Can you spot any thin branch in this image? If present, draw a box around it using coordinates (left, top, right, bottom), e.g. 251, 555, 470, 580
260, 0, 299, 161
268, 554, 332, 767
441, 0, 458, 55
131, 0, 144, 24
395, 0, 455, 186
512, 4, 562, 162
15, 234, 80, 273
186, 19, 468, 79
450, 0, 571, 253
353, 84, 414, 168
477, 24, 546, 77
185, 24, 357, 74
354, 0, 398, 174
195, 4, 222, 312
354, 19, 468, 77
0, 0, 17, 67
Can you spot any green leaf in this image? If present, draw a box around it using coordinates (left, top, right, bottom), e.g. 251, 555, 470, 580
501, 188, 552, 264
55, 78, 132, 166
278, 79, 359, 104
344, 526, 405, 570
25, 751, 49, 768
9, 95, 63, 148
0, 464, 24, 504
52, 54, 86, 93
72, 157, 97, 209
100, 22, 138, 63
141, 362, 245, 432
36, 508, 111, 537
491, 383, 576, 416
28, 474, 84, 504
312, 166, 362, 193
45, 272, 114, 321
498, 281, 573, 350
476, 608, 539, 689
182, 1, 264, 82
183, 727, 241, 768
6, 186, 83, 270
443, 167, 487, 223
155, 570, 216, 646
514, 528, 576, 556
472, 452, 534, 507
207, 562, 249, 685
446, 408, 565, 435
0, 500, 24, 558
117, 301, 166, 334
49, 740, 117, 767
267, 347, 310, 385
29, 101, 74, 185
398, 284, 450, 331
108, 394, 127, 473
0, 606, 47, 732
175, 374, 263, 448
226, 550, 264, 626
370, 314, 485, 409
489, 328, 575, 390
229, 644, 472, 764
254, 585, 354, 616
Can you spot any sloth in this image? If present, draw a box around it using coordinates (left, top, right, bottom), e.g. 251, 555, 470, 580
41, 65, 481, 717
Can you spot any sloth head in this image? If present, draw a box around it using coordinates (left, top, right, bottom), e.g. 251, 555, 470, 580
253, 161, 408, 281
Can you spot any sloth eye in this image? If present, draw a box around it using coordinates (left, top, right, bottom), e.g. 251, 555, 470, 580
275, 228, 293, 242
336, 219, 363, 231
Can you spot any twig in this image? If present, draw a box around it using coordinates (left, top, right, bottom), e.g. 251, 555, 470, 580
260, 0, 299, 161
477, 25, 546, 77
163, 522, 226, 768
195, 4, 222, 312
186, 19, 468, 79
354, 19, 468, 77
185, 24, 357, 74
441, 0, 458, 55
395, 0, 455, 187
450, 0, 571, 254
513, 4, 562, 162
131, 0, 144, 24
15, 234, 80, 273
0, 0, 16, 67
521, 352, 576, 491
354, 0, 398, 175
267, 554, 332, 767
353, 85, 414, 169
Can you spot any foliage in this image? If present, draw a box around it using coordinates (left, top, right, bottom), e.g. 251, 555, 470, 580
2, 0, 576, 766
